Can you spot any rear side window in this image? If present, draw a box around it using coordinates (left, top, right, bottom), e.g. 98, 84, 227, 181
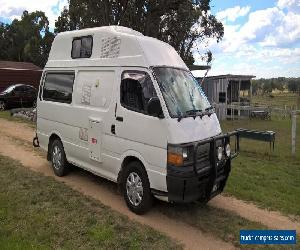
71, 36, 93, 59
43, 72, 75, 104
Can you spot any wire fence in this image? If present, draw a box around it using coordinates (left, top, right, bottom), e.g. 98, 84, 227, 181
213, 103, 299, 156
213, 103, 297, 120
291, 111, 300, 156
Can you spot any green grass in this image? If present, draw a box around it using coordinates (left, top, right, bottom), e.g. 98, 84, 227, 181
158, 202, 289, 249
0, 155, 181, 250
0, 111, 35, 128
252, 92, 300, 109
222, 118, 300, 217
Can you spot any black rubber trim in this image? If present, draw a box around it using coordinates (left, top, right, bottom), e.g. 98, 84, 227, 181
166, 132, 238, 203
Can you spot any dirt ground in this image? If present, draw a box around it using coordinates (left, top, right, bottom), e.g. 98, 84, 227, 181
0, 118, 299, 249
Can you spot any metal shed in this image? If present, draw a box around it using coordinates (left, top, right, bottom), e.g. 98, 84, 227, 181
196, 74, 255, 120
0, 61, 42, 92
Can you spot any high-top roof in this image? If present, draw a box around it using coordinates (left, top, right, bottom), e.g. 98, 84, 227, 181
0, 61, 41, 71
47, 26, 188, 70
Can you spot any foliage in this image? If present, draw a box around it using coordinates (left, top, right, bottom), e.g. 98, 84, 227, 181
287, 78, 300, 93
0, 11, 54, 67
252, 77, 300, 95
55, 0, 224, 65
0, 1, 223, 67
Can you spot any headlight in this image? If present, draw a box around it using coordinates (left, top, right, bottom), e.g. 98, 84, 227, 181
225, 144, 231, 157
182, 147, 188, 159
217, 146, 223, 161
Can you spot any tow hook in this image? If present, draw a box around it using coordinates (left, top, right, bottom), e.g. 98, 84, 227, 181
33, 133, 40, 147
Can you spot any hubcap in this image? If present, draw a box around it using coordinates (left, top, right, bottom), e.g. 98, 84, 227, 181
126, 172, 143, 206
0, 101, 5, 110
52, 145, 62, 170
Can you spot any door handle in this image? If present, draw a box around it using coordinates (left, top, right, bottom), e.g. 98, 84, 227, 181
111, 124, 116, 134
116, 116, 123, 122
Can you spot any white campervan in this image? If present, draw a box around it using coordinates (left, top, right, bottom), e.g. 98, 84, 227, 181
34, 26, 238, 214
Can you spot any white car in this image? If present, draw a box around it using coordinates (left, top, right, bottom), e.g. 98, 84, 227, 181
34, 26, 238, 214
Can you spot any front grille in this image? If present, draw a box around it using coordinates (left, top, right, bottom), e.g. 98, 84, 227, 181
195, 146, 210, 174
195, 142, 227, 176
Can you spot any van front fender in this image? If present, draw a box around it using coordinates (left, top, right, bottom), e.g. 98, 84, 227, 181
120, 150, 150, 172
119, 150, 167, 192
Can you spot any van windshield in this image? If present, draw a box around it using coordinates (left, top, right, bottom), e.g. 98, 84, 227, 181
153, 67, 211, 118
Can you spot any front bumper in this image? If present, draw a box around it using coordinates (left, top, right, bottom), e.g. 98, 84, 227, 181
166, 131, 239, 203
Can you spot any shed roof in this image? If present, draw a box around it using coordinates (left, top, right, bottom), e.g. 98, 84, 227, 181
204, 74, 255, 80
0, 61, 41, 71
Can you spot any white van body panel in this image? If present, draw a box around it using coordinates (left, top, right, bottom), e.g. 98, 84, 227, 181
37, 26, 221, 196
166, 114, 221, 144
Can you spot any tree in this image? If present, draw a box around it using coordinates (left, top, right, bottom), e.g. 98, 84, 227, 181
0, 22, 10, 60
287, 79, 300, 94
0, 11, 54, 67
251, 79, 261, 96
262, 80, 273, 95
55, 0, 224, 65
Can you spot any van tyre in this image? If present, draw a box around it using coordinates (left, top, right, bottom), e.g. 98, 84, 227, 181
32, 100, 37, 108
0, 100, 6, 111
122, 161, 153, 214
50, 139, 69, 177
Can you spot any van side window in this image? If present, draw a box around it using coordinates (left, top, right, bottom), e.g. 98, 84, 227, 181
71, 36, 93, 59
120, 71, 157, 114
43, 72, 75, 104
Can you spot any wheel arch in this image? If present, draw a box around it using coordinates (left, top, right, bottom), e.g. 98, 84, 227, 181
117, 151, 149, 187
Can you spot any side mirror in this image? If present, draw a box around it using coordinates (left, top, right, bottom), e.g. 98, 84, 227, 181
147, 97, 164, 118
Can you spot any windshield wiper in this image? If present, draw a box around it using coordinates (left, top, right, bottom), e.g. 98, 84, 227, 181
177, 107, 214, 122
205, 106, 214, 111
203, 106, 215, 117
185, 109, 202, 115
177, 112, 184, 122
184, 109, 202, 120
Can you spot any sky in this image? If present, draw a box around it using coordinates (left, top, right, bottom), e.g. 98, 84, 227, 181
194, 0, 300, 78
0, 0, 299, 78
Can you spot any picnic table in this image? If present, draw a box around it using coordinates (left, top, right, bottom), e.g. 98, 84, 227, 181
250, 110, 271, 120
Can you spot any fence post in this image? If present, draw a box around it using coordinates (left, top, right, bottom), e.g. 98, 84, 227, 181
291, 111, 296, 156
284, 105, 287, 119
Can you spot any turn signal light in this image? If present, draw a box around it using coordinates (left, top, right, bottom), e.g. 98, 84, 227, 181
167, 152, 183, 166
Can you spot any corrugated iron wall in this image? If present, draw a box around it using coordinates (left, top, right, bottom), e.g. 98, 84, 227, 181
201, 78, 229, 120
0, 69, 42, 92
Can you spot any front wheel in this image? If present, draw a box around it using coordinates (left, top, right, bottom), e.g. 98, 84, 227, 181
122, 161, 153, 214
32, 100, 37, 108
50, 139, 69, 177
0, 100, 6, 111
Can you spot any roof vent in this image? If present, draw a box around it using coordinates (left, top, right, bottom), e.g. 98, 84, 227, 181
100, 36, 121, 58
